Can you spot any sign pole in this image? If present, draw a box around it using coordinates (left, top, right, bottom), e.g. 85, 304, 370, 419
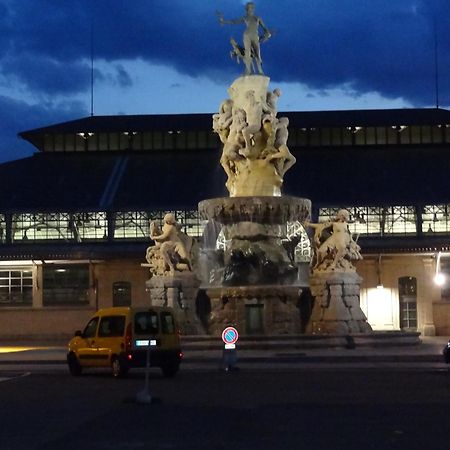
221, 326, 239, 372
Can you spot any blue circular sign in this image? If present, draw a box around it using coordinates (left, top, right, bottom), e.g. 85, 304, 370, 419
222, 326, 239, 345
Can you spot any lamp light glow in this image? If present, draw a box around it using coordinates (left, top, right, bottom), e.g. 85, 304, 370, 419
434, 272, 446, 286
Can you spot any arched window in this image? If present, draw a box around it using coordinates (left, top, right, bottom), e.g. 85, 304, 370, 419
113, 281, 131, 307
398, 277, 417, 330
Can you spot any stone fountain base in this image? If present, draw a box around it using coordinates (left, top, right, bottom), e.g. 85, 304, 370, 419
206, 285, 302, 336
146, 272, 205, 335
307, 271, 372, 335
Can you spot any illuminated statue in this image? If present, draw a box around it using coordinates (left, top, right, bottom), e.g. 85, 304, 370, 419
146, 213, 194, 275
218, 2, 271, 75
307, 209, 362, 272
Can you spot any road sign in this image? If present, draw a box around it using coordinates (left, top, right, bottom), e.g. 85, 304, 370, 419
222, 326, 239, 345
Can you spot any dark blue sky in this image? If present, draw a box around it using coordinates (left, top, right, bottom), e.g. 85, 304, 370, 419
0, 0, 449, 162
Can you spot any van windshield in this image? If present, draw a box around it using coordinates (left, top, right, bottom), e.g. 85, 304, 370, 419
134, 311, 159, 335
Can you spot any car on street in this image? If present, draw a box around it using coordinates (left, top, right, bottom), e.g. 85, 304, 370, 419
67, 306, 183, 378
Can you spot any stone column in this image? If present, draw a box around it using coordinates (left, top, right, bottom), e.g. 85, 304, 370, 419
146, 272, 204, 335
307, 272, 372, 334
421, 257, 436, 336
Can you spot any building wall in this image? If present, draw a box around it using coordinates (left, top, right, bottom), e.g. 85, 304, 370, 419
94, 259, 149, 309
1, 254, 449, 339
0, 258, 150, 340
358, 255, 441, 335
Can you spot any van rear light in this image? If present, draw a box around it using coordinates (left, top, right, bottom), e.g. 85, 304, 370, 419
179, 351, 184, 359
125, 322, 132, 353
127, 354, 133, 361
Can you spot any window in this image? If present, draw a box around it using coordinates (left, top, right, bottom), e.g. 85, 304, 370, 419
43, 265, 90, 306
98, 316, 126, 337
12, 213, 75, 242
114, 212, 149, 239
83, 317, 99, 338
74, 212, 108, 240
0, 214, 5, 243
422, 205, 450, 233
134, 311, 159, 334
286, 222, 311, 262
161, 312, 175, 334
398, 277, 417, 330
0, 268, 33, 306
113, 282, 131, 307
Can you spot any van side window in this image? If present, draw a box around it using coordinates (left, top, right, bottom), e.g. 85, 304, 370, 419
134, 312, 159, 335
98, 316, 126, 337
161, 312, 175, 334
83, 317, 99, 338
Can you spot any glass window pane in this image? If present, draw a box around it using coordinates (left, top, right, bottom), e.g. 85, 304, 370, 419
113, 281, 132, 307
134, 312, 159, 334
161, 312, 175, 334
43, 265, 90, 306
98, 316, 126, 337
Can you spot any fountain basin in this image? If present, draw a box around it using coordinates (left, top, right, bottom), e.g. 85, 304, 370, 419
199, 196, 311, 225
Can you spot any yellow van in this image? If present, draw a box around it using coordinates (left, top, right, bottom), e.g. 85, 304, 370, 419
67, 306, 182, 378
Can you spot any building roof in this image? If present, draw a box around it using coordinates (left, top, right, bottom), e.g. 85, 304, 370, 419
19, 108, 450, 150
1, 142, 450, 212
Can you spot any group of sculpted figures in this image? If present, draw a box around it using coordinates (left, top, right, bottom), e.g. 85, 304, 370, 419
145, 213, 195, 276
145, 209, 362, 277
213, 89, 296, 194
144, 4, 362, 278
307, 209, 362, 272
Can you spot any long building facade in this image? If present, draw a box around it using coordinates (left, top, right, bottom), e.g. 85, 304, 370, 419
1, 108, 450, 338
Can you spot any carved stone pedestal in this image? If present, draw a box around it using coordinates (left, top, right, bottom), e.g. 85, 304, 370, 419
146, 272, 204, 335
307, 272, 372, 335
207, 286, 301, 336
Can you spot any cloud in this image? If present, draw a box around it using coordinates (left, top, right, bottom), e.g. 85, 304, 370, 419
1, 0, 449, 107
1, 54, 93, 95
0, 95, 87, 162
115, 64, 132, 88
0, 0, 449, 167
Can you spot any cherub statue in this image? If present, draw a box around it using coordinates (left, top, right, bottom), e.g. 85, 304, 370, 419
220, 108, 247, 189
306, 209, 362, 272
147, 213, 194, 274
264, 88, 281, 117
217, 2, 271, 75
213, 99, 233, 144
240, 90, 263, 157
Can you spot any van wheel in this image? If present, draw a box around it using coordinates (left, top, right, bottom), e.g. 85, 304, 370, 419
67, 353, 82, 376
111, 356, 129, 378
161, 363, 179, 378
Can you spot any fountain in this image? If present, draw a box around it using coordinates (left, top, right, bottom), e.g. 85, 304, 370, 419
144, 3, 419, 345
198, 3, 311, 335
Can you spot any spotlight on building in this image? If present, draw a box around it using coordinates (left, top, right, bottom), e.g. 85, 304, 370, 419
376, 255, 383, 289
434, 272, 446, 286
434, 251, 446, 286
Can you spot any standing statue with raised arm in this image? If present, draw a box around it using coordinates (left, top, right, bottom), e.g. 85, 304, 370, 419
218, 2, 271, 75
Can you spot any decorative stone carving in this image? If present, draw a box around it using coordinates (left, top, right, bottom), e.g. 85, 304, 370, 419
307, 272, 372, 335
146, 273, 204, 335
207, 286, 301, 336
144, 213, 196, 277
307, 209, 362, 273
212, 76, 296, 197
217, 2, 272, 75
